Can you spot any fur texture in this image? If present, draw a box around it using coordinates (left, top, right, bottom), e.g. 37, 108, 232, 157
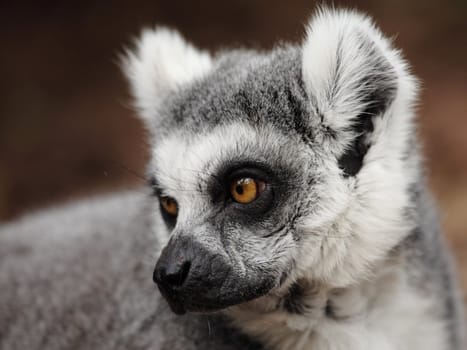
0, 8, 464, 350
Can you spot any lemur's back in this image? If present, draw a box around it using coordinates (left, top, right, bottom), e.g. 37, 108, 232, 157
0, 192, 262, 350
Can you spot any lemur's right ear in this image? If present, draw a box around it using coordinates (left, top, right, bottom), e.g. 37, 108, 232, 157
122, 28, 213, 128
301, 9, 417, 177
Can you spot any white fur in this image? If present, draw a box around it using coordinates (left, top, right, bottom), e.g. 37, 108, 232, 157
122, 28, 212, 127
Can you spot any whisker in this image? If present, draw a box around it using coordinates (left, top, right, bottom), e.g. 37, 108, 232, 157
107, 159, 148, 182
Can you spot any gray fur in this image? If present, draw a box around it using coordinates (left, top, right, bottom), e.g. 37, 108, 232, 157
0, 192, 262, 350
402, 183, 465, 350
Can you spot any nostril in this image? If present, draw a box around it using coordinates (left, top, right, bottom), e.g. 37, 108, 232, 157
164, 260, 191, 287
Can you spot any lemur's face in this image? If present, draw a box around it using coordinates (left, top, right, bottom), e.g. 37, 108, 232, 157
124, 10, 417, 314
150, 125, 303, 314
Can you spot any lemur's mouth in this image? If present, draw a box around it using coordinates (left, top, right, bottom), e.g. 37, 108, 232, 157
160, 290, 187, 315
154, 264, 277, 315
157, 282, 276, 315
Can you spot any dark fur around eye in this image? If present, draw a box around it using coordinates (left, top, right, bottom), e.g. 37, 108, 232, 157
208, 161, 285, 219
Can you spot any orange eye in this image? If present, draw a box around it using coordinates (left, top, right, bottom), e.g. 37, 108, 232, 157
230, 178, 265, 204
160, 196, 178, 216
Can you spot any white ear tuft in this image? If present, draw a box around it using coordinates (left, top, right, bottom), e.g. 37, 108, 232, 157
302, 8, 418, 176
302, 8, 405, 131
122, 28, 213, 125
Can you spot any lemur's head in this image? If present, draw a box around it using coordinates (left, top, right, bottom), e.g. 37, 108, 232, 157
123, 9, 418, 315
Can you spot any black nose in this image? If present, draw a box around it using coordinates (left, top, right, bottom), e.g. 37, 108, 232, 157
154, 259, 191, 288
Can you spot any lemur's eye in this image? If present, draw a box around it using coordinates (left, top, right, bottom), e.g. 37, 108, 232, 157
160, 196, 178, 217
230, 178, 266, 204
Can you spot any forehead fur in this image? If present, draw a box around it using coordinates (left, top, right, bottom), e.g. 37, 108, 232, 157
155, 46, 318, 144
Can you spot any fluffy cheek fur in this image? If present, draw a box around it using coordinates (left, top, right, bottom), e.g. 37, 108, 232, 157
227, 225, 297, 289
292, 117, 417, 288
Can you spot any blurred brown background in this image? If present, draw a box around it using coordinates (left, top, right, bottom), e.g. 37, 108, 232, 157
0, 0, 466, 303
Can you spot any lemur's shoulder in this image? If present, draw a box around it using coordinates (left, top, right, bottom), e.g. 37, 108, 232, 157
401, 184, 465, 349
0, 191, 262, 350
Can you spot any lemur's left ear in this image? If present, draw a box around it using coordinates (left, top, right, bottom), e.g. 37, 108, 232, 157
302, 9, 416, 176
122, 28, 212, 128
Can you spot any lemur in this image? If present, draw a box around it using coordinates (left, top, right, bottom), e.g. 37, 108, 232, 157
0, 8, 464, 350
